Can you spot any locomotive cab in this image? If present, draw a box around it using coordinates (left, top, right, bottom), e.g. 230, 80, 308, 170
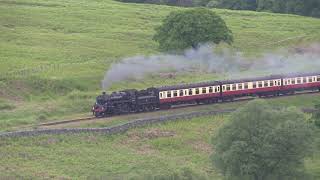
92, 92, 108, 117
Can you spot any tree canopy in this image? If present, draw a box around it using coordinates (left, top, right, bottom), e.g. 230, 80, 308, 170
153, 8, 233, 51
212, 100, 314, 180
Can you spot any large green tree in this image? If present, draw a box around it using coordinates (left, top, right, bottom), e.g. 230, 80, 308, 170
212, 100, 314, 180
153, 8, 233, 51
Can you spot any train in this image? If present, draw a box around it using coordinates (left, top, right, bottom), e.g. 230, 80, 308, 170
92, 72, 320, 117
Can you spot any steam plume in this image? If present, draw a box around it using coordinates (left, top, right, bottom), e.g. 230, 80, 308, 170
102, 43, 320, 90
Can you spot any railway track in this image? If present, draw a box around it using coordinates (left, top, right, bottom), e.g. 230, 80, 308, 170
0, 90, 318, 138
37, 117, 96, 126
37, 97, 254, 127
0, 109, 235, 138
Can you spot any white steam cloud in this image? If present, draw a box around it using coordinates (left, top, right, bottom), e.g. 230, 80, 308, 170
102, 43, 320, 90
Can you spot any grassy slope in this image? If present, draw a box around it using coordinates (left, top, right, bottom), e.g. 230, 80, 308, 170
0, 116, 225, 179
1, 115, 319, 179
1, 0, 320, 178
1, 0, 320, 130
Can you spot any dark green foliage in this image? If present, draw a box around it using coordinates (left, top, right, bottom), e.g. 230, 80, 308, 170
213, 0, 320, 17
117, 0, 208, 7
153, 8, 233, 51
211, 0, 257, 10
212, 100, 314, 180
117, 0, 320, 18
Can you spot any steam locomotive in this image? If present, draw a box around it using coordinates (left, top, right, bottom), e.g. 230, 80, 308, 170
92, 72, 320, 117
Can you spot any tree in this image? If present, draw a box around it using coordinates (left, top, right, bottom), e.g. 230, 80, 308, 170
212, 100, 314, 180
153, 8, 233, 51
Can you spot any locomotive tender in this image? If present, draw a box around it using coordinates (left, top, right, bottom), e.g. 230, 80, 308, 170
92, 72, 320, 117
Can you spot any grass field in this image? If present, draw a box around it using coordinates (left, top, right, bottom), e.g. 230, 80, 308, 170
1, 0, 320, 130
1, 0, 320, 178
1, 114, 319, 179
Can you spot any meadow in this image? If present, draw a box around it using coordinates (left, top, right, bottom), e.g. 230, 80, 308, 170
1, 114, 319, 179
1, 0, 320, 178
1, 0, 320, 130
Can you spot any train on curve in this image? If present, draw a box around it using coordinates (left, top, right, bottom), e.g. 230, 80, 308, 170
92, 72, 320, 117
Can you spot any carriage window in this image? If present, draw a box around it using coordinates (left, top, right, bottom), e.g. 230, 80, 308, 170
238, 84, 243, 90
202, 88, 206, 94
167, 91, 172, 98
173, 91, 178, 97
189, 89, 193, 95
264, 81, 268, 87
303, 77, 307, 83
317, 76, 320, 81
297, 78, 301, 84
160, 92, 163, 98
278, 80, 281, 86
292, 79, 295, 84
288, 79, 291, 84
209, 87, 213, 93
270, 81, 274, 86
217, 86, 220, 92
179, 90, 184, 96
308, 77, 312, 82
226, 85, 230, 91
244, 83, 248, 89
232, 85, 236, 91
195, 88, 199, 94
253, 82, 257, 88
258, 82, 263, 88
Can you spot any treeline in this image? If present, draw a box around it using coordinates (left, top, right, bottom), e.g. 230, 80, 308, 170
211, 0, 320, 17
117, 0, 210, 7
117, 0, 320, 18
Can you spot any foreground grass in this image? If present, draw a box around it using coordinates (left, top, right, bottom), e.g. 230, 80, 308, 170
1, 114, 319, 179
0, 115, 225, 179
1, 0, 320, 130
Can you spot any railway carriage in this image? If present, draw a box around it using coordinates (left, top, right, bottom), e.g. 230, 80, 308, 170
92, 72, 320, 117
158, 81, 221, 107
220, 75, 282, 99
281, 73, 320, 93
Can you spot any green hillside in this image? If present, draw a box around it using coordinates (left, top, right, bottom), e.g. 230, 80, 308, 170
1, 115, 319, 179
1, 0, 320, 178
1, 0, 320, 130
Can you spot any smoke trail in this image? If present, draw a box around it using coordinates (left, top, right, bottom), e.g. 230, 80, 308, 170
102, 43, 320, 90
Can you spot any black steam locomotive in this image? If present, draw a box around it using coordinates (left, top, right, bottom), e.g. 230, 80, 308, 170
92, 88, 159, 117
